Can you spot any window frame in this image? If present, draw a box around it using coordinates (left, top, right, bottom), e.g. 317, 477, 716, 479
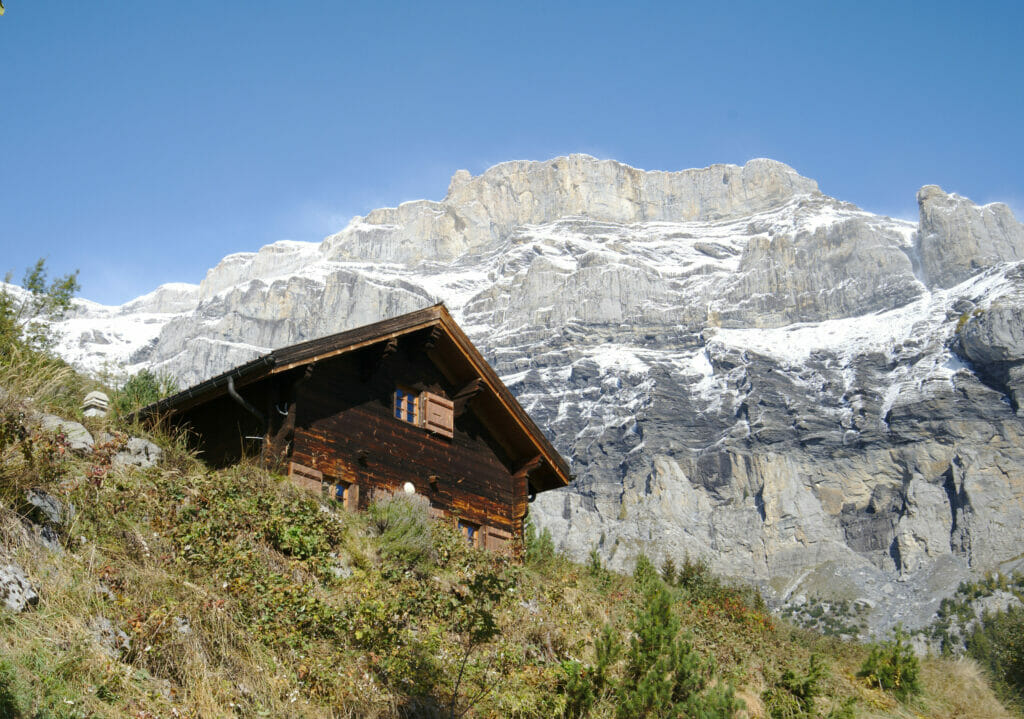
393, 386, 420, 425
458, 518, 481, 547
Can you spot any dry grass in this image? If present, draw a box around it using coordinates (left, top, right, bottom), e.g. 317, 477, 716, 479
0, 344, 91, 417
919, 657, 1015, 719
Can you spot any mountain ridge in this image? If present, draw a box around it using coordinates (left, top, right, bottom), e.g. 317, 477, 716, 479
43, 154, 1024, 636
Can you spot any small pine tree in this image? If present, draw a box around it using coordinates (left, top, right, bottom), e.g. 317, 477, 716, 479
661, 557, 678, 587
524, 515, 556, 566
763, 653, 827, 718
113, 368, 179, 415
632, 554, 660, 596
966, 605, 1024, 707
857, 625, 921, 701
616, 581, 742, 718
561, 624, 619, 718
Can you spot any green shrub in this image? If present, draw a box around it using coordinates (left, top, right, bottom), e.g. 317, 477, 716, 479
561, 624, 618, 719
632, 554, 660, 596
556, 559, 742, 718
763, 653, 826, 719
857, 625, 921, 700
369, 492, 434, 569
616, 581, 742, 718
525, 515, 556, 566
966, 604, 1024, 707
113, 368, 179, 415
660, 557, 677, 586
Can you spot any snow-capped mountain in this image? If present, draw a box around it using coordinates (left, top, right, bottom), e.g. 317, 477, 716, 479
50, 155, 1024, 633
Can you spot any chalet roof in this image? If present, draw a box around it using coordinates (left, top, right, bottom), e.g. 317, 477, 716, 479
138, 304, 571, 491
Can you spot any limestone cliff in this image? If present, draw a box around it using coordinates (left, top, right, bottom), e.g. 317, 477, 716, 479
52, 155, 1024, 634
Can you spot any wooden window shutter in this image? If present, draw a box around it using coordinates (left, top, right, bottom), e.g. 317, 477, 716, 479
484, 526, 514, 553
421, 392, 454, 438
288, 462, 323, 494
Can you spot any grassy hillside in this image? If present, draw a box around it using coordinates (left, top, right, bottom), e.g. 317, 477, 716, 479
0, 350, 1015, 718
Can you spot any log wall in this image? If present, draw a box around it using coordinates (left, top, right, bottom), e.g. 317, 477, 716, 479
288, 342, 527, 542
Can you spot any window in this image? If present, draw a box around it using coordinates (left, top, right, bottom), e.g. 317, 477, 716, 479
393, 389, 454, 438
394, 388, 418, 424
335, 480, 350, 504
334, 479, 358, 511
458, 519, 480, 546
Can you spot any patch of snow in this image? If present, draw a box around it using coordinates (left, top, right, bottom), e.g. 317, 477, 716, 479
585, 345, 650, 375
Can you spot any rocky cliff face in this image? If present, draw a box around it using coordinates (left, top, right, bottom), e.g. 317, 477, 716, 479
52, 155, 1024, 634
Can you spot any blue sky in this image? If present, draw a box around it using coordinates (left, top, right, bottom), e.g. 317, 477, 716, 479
2, 1, 1021, 305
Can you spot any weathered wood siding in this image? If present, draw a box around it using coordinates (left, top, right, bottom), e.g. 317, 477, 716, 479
288, 340, 526, 537
175, 391, 266, 466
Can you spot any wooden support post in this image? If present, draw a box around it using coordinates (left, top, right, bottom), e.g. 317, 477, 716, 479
513, 455, 542, 481
452, 378, 483, 417
420, 326, 443, 350
266, 364, 315, 469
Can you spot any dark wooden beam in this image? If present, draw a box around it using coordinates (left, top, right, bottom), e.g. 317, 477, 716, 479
452, 378, 483, 416
266, 364, 316, 468
513, 455, 542, 480
420, 326, 443, 351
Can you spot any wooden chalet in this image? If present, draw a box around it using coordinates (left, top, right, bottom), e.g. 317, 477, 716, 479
138, 304, 571, 552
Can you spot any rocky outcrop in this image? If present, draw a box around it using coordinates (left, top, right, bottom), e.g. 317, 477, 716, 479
955, 277, 1024, 414
320, 155, 818, 266
25, 489, 73, 528
90, 615, 131, 659
49, 155, 1024, 633
916, 185, 1024, 289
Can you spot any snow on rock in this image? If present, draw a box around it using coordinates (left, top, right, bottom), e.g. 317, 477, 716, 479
42, 154, 1024, 634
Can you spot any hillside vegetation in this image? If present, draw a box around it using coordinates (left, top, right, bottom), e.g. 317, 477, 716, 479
0, 316, 1016, 717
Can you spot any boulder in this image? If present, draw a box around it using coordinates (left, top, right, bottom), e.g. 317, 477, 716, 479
1, 563, 39, 612
38, 413, 94, 454
112, 437, 163, 469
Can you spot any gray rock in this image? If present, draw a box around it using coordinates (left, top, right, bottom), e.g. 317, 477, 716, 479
1, 563, 39, 611
38, 414, 93, 454
956, 297, 1024, 413
25, 488, 74, 527
112, 437, 162, 469
90, 616, 130, 659
25, 489, 65, 525
31, 524, 63, 554
318, 155, 819, 268
21, 490, 71, 552
173, 616, 191, 635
